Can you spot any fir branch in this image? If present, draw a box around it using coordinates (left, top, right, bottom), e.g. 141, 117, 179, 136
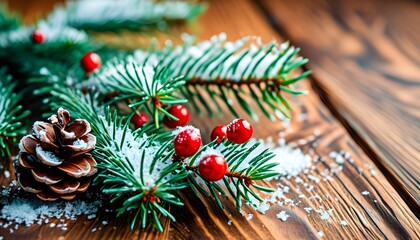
0, 5, 19, 32
94, 123, 186, 231
175, 139, 278, 210
47, 85, 187, 230
96, 62, 187, 127
0, 68, 30, 157
0, 21, 92, 76
130, 33, 310, 120
48, 0, 207, 32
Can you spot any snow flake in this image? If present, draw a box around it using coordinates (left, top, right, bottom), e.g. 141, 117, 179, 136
276, 211, 290, 222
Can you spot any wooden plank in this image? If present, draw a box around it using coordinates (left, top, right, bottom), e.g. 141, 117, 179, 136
257, 0, 420, 208
6, 0, 63, 24
1, 0, 419, 239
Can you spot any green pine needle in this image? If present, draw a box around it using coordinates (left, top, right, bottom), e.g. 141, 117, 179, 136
0, 68, 30, 157
47, 0, 207, 32
103, 34, 310, 121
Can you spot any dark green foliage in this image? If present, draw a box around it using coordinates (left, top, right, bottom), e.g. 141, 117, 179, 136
118, 35, 311, 120
0, 5, 19, 32
48, 0, 207, 32
0, 69, 30, 157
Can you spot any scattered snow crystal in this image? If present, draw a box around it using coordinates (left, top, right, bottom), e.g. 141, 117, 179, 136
361, 191, 370, 196
276, 211, 290, 222
0, 190, 102, 231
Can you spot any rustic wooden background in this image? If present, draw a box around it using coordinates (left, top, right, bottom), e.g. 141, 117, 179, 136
1, 0, 419, 239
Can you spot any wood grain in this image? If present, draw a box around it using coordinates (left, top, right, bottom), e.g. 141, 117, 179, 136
1, 0, 419, 239
257, 0, 420, 209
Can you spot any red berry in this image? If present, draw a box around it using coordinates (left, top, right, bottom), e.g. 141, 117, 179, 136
174, 127, 201, 158
131, 112, 149, 128
32, 30, 44, 44
163, 105, 190, 129
210, 125, 227, 144
198, 154, 228, 181
226, 118, 253, 144
81, 52, 102, 73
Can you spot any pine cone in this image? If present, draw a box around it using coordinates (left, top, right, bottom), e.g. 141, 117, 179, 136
15, 108, 97, 201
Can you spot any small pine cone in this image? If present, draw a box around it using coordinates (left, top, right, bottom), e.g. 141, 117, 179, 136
15, 108, 97, 201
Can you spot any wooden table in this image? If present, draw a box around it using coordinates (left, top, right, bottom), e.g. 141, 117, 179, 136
1, 0, 419, 239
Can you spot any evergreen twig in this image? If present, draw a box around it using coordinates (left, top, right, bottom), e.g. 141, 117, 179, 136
47, 0, 207, 32
0, 68, 30, 157
101, 34, 310, 121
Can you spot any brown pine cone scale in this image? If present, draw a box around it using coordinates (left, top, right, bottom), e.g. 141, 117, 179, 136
16, 108, 97, 201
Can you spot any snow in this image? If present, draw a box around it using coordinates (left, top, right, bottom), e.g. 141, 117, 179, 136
48, 0, 199, 27
368, 166, 377, 176
0, 21, 88, 48
72, 139, 88, 148
60, 129, 76, 139
256, 201, 270, 214
317, 209, 333, 221
38, 130, 52, 144
0, 190, 102, 231
100, 116, 170, 188
98, 63, 162, 96
130, 33, 303, 83
35, 145, 62, 165
72, 135, 96, 150
219, 137, 312, 178
317, 231, 325, 238
192, 148, 222, 167
172, 125, 200, 136
32, 121, 46, 138
304, 207, 312, 213
264, 138, 312, 177
308, 175, 320, 184
276, 211, 290, 222
361, 191, 370, 196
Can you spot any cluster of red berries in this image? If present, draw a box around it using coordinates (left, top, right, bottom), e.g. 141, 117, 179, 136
170, 112, 253, 182
211, 118, 253, 144
131, 104, 190, 129
173, 126, 227, 181
130, 104, 254, 182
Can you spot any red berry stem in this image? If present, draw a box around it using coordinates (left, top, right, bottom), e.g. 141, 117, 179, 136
141, 186, 160, 203
151, 96, 161, 108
